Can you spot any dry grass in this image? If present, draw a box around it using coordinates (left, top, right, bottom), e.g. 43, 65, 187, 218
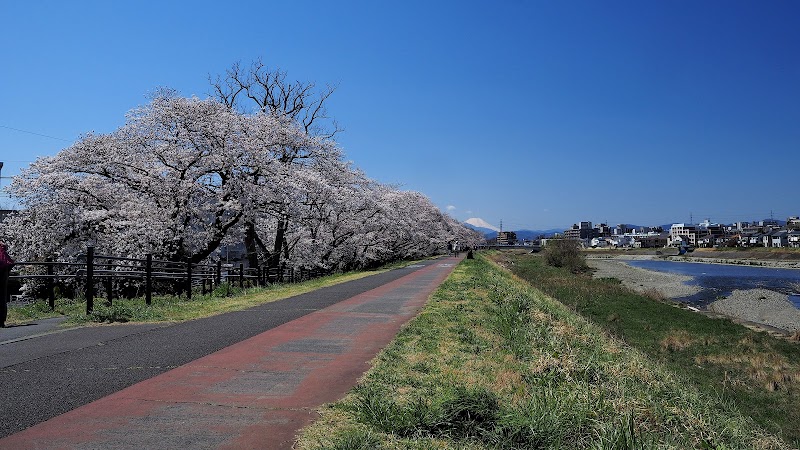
695, 349, 799, 393
642, 287, 667, 302
660, 330, 694, 352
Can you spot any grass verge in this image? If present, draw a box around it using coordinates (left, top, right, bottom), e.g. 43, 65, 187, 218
4, 260, 419, 327
500, 250, 800, 446
295, 253, 789, 449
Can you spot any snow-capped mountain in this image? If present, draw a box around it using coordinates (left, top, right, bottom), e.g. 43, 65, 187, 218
464, 218, 500, 232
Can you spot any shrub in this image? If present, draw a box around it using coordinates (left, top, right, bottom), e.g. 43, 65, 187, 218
543, 239, 589, 273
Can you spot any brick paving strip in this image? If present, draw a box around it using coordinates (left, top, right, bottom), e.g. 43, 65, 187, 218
0, 257, 460, 449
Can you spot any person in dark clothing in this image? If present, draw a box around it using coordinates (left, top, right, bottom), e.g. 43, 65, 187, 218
0, 242, 14, 328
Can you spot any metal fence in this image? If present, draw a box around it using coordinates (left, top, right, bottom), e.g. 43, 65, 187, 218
2, 246, 328, 314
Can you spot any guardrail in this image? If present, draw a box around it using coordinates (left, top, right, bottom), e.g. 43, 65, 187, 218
2, 246, 328, 314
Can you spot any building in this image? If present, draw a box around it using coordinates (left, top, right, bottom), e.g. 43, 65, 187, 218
769, 230, 789, 248
669, 223, 700, 247
760, 219, 780, 228
788, 230, 800, 248
564, 222, 596, 240
633, 233, 669, 248
497, 231, 517, 246
614, 224, 634, 235
594, 223, 611, 237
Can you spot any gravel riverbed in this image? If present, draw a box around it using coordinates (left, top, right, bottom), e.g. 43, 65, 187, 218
587, 257, 800, 333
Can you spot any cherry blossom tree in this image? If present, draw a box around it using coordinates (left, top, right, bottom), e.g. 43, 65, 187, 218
210, 60, 341, 271
1, 79, 483, 272
2, 94, 305, 263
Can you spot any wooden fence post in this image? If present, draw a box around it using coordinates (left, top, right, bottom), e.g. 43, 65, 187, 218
145, 254, 152, 306
186, 258, 192, 300
46, 259, 55, 311
85, 246, 94, 315
239, 263, 244, 288
105, 262, 113, 307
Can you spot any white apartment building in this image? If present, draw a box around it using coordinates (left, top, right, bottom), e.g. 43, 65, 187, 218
669, 223, 700, 247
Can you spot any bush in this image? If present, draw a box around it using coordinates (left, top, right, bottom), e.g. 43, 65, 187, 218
543, 240, 589, 273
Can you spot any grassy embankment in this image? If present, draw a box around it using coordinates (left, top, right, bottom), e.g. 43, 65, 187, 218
5, 261, 415, 326
296, 253, 789, 449
503, 250, 800, 446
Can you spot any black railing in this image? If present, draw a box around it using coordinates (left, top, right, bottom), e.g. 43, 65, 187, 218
1, 247, 328, 314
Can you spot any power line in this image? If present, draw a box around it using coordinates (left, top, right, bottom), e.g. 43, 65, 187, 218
0, 125, 71, 142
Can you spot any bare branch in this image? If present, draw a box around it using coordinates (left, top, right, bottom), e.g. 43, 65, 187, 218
210, 59, 338, 137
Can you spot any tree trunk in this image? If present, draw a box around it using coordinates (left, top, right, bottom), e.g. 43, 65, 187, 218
244, 221, 260, 269
269, 216, 288, 270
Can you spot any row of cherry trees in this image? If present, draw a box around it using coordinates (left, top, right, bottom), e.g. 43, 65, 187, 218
0, 63, 482, 272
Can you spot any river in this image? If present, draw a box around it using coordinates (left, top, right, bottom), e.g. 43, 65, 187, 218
627, 260, 800, 308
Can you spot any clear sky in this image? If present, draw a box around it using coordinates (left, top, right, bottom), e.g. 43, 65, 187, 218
1, 1, 798, 231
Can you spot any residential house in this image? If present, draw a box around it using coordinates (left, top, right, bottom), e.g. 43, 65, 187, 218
737, 233, 753, 247
770, 230, 789, 248
633, 232, 669, 248
788, 230, 800, 248
696, 235, 714, 248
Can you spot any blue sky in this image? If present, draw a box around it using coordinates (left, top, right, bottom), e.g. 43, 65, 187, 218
1, 1, 798, 231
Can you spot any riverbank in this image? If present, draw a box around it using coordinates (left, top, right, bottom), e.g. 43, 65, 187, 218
587, 257, 701, 298
587, 257, 800, 333
708, 288, 800, 333
586, 247, 800, 269
665, 254, 800, 269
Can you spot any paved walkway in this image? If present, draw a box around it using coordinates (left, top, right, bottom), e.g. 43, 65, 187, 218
0, 257, 460, 449
0, 317, 70, 344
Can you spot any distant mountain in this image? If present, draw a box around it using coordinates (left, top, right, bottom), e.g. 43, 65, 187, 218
463, 222, 562, 240
514, 229, 563, 239
465, 218, 500, 232
463, 222, 498, 237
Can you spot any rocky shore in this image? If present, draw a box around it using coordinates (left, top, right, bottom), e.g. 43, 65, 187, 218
587, 258, 701, 299
708, 289, 800, 333
587, 257, 800, 333
664, 254, 800, 270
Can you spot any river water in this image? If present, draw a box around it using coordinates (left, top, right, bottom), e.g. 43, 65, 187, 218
627, 260, 800, 308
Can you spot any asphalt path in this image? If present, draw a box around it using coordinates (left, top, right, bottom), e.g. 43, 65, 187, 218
0, 259, 444, 439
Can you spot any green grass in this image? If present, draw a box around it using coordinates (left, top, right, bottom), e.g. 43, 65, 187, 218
5, 259, 422, 327
501, 250, 800, 446
296, 254, 789, 449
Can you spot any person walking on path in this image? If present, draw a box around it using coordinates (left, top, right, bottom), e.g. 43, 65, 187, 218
0, 241, 14, 328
